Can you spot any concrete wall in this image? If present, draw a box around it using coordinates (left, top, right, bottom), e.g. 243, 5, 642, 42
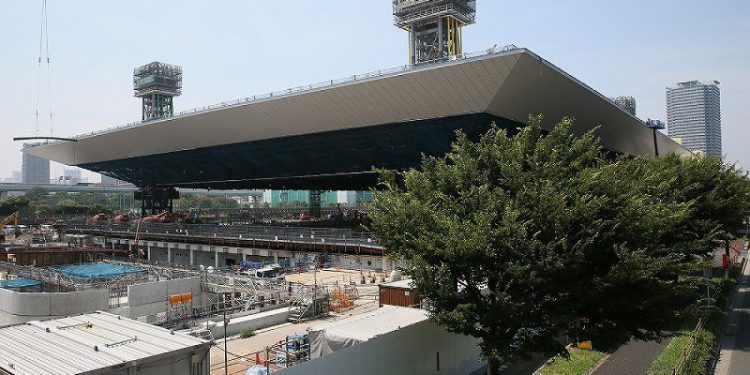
127, 277, 202, 319
208, 307, 289, 339
276, 320, 484, 375
0, 288, 109, 326
97, 347, 210, 375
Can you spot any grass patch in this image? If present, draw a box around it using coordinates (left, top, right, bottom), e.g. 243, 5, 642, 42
647, 331, 691, 374
536, 348, 606, 375
647, 261, 743, 375
239, 328, 256, 338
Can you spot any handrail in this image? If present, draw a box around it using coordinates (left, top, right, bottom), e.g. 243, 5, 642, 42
39, 45, 521, 144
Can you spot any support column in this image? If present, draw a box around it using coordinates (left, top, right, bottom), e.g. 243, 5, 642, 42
214, 248, 220, 269
167, 244, 173, 264
147, 245, 152, 261
273, 252, 279, 263
190, 248, 195, 266
128, 242, 132, 253
242, 253, 247, 262
112, 240, 116, 250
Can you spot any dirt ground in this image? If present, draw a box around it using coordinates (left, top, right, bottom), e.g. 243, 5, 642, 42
284, 268, 388, 286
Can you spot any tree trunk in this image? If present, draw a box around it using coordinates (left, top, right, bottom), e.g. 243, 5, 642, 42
487, 356, 501, 375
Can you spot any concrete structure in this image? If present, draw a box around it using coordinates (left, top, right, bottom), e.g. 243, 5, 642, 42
21, 143, 49, 185
101, 173, 131, 186
93, 236, 391, 271
0, 287, 109, 326
667, 80, 722, 156
0, 182, 261, 197
0, 311, 210, 375
278, 306, 484, 375
24, 48, 689, 192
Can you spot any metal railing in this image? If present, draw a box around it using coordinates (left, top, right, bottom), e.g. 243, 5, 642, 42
41, 45, 521, 143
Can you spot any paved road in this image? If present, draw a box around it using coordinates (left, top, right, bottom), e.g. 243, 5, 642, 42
714, 256, 750, 375
590, 338, 669, 375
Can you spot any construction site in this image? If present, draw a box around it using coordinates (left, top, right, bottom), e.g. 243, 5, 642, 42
0, 0, 698, 374
0, 205, 422, 374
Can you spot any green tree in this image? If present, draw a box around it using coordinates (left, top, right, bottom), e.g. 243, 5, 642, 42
24, 186, 48, 204
0, 196, 31, 215
371, 116, 750, 372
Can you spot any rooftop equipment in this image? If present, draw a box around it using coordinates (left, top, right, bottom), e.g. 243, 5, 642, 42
392, 0, 477, 64
133, 61, 183, 121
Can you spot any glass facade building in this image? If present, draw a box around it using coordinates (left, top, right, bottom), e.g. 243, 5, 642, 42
666, 81, 722, 156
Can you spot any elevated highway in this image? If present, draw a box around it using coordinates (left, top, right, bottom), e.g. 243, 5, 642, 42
0, 183, 262, 197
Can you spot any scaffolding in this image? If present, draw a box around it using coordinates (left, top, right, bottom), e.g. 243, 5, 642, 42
133, 61, 182, 121
392, 0, 477, 64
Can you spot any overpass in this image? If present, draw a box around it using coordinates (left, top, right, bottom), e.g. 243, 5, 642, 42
0, 183, 263, 197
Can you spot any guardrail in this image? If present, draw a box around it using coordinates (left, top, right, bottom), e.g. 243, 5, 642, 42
40, 45, 520, 143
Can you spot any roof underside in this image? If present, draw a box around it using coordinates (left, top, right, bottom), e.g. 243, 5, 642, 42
25, 49, 689, 190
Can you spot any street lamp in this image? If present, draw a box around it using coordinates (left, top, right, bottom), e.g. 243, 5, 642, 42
645, 119, 666, 157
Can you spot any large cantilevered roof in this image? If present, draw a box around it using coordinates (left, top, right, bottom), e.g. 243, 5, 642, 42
24, 48, 688, 190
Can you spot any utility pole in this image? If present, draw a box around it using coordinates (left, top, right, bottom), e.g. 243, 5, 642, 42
223, 308, 228, 375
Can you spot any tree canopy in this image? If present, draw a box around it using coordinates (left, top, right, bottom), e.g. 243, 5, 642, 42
371, 116, 750, 369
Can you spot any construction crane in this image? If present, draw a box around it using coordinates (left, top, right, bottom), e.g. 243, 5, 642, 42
0, 212, 21, 242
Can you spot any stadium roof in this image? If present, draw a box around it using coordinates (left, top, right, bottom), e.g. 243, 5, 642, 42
0, 311, 208, 375
24, 47, 689, 190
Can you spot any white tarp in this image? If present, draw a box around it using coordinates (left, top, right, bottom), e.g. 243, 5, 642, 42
308, 305, 428, 358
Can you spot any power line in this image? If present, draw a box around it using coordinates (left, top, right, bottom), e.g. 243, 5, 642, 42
34, 0, 53, 135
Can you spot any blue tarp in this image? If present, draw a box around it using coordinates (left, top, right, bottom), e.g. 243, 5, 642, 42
0, 278, 41, 289
54, 262, 146, 280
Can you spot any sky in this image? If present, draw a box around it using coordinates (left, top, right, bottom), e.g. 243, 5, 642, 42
0, 0, 748, 181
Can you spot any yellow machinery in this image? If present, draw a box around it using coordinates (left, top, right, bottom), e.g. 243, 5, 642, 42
0, 212, 21, 241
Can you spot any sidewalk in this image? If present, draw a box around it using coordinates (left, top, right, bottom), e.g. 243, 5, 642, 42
713, 255, 750, 375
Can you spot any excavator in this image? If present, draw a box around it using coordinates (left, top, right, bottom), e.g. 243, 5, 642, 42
0, 212, 21, 242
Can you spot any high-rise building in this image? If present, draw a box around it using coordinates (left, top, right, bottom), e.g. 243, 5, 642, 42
610, 96, 636, 116
666, 80, 722, 156
21, 143, 50, 185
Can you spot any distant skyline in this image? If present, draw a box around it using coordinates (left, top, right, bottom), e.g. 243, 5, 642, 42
1, 0, 748, 179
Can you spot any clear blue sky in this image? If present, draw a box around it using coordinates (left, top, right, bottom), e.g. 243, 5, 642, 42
1, 0, 748, 180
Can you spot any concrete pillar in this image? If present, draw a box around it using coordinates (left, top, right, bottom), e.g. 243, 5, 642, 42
242, 253, 247, 262
190, 248, 195, 266
128, 242, 132, 253
147, 245, 151, 261
112, 240, 116, 250
382, 257, 387, 271
167, 244, 173, 264
215, 248, 220, 269
273, 252, 279, 263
